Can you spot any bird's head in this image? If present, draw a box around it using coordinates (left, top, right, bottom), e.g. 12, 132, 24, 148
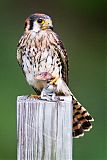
24, 13, 53, 33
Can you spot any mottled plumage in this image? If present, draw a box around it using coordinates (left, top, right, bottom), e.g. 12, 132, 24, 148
17, 13, 94, 138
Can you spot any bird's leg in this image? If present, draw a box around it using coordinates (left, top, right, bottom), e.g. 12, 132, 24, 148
50, 73, 59, 85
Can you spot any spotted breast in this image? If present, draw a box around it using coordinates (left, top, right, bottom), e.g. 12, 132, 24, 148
17, 29, 68, 92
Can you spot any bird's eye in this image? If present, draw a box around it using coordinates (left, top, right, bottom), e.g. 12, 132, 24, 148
37, 18, 44, 24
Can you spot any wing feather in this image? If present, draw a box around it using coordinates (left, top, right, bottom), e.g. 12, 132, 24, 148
47, 30, 69, 85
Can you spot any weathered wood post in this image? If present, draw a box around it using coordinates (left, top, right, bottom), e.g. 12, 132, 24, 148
17, 96, 73, 160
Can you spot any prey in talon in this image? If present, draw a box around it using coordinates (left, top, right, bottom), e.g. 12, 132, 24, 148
35, 72, 59, 101
41, 84, 58, 101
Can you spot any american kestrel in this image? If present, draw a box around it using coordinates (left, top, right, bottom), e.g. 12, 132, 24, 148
17, 13, 94, 138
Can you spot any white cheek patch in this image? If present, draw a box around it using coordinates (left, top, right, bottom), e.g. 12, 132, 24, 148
33, 21, 41, 32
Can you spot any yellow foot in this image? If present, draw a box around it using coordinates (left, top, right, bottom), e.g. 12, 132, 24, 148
29, 94, 41, 99
50, 73, 59, 85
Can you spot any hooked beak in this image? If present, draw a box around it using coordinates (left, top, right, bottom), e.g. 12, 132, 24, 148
42, 19, 53, 30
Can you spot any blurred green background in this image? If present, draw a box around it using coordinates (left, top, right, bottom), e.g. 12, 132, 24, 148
0, 0, 105, 160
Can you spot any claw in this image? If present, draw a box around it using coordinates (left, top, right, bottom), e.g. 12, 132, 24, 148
29, 94, 41, 99
50, 73, 59, 85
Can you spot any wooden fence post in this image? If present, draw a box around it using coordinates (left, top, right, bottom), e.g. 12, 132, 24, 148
17, 96, 73, 160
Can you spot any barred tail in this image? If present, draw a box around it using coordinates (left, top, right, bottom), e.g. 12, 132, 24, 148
72, 95, 94, 138
55, 78, 94, 138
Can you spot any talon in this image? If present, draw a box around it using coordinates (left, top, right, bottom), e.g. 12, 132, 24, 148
29, 94, 41, 99
50, 73, 59, 85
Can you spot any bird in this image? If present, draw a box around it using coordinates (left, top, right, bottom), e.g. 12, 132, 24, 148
17, 13, 94, 138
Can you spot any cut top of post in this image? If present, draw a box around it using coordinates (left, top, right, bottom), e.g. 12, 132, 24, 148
17, 96, 72, 103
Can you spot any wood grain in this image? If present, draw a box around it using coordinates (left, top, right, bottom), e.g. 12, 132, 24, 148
17, 96, 73, 160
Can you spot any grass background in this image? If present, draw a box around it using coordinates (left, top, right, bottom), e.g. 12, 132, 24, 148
0, 0, 106, 159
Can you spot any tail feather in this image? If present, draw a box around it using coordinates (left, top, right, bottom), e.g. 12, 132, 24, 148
73, 117, 84, 138
72, 95, 94, 138
54, 77, 94, 138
